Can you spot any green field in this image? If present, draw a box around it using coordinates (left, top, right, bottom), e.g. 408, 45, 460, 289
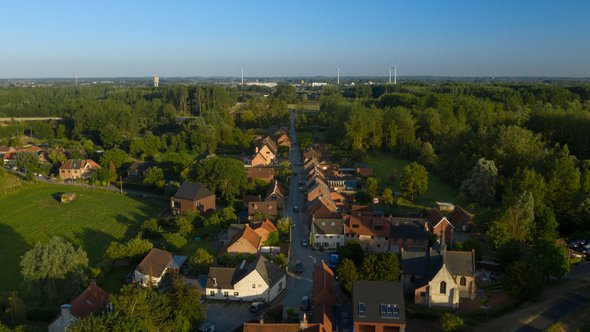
364, 153, 463, 212
0, 179, 165, 291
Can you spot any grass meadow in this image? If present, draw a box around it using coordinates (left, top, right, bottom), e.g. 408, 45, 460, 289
0, 177, 165, 292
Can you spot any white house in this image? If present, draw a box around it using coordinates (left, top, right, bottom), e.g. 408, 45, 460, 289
206, 256, 286, 303
133, 248, 187, 287
311, 218, 345, 249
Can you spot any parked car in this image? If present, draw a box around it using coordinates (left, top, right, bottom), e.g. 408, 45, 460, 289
250, 302, 264, 313
293, 205, 299, 213
300, 296, 310, 311
294, 260, 303, 273
327, 253, 341, 269
301, 238, 308, 247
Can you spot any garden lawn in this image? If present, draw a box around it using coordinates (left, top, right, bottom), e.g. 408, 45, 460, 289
0, 181, 165, 292
364, 153, 463, 210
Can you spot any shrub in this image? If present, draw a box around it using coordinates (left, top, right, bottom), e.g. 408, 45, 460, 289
441, 313, 465, 332
163, 233, 187, 250
141, 219, 161, 238
189, 248, 215, 274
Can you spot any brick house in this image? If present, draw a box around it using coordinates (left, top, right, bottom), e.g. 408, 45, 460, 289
170, 181, 216, 215
48, 281, 109, 332
343, 215, 390, 253
59, 159, 101, 180
353, 281, 407, 332
425, 209, 454, 243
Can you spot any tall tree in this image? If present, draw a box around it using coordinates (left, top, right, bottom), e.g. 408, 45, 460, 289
20, 237, 89, 305
528, 239, 569, 281
337, 258, 359, 294
399, 162, 428, 201
460, 158, 498, 206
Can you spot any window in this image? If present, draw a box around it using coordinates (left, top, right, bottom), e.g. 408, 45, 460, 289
223, 291, 228, 297
392, 305, 399, 319
358, 302, 365, 317
234, 292, 239, 296
252, 283, 256, 288
279, 282, 283, 290
380, 304, 387, 317
460, 277, 466, 286
210, 291, 215, 296
440, 281, 447, 294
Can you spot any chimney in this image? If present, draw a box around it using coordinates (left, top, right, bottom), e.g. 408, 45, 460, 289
259, 316, 264, 324
61, 304, 73, 323
255, 146, 259, 153
212, 277, 217, 287
300, 313, 308, 329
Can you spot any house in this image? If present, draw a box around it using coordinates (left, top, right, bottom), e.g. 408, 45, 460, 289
303, 147, 322, 163
243, 194, 263, 208
221, 220, 278, 255
308, 195, 339, 224
133, 248, 187, 287
252, 137, 278, 167
344, 215, 390, 253
222, 225, 261, 255
127, 161, 153, 178
389, 218, 430, 253
249, 201, 278, 219
312, 262, 337, 332
307, 179, 331, 203
273, 129, 291, 148
401, 248, 476, 309
206, 256, 286, 302
48, 281, 109, 332
265, 180, 286, 208
59, 159, 101, 180
311, 217, 345, 249
170, 181, 216, 215
353, 280, 407, 332
355, 165, 374, 178
247, 167, 275, 183
425, 209, 454, 243
449, 206, 474, 232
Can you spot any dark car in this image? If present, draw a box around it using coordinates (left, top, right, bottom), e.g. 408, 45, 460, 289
300, 296, 310, 311
293, 205, 299, 213
301, 238, 308, 247
294, 260, 303, 273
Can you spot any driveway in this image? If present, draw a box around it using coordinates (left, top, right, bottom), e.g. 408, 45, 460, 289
205, 301, 257, 332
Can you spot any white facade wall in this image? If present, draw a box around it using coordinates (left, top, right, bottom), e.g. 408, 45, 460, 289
133, 269, 165, 287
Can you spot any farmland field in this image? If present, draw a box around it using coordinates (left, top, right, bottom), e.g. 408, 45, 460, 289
0, 178, 165, 291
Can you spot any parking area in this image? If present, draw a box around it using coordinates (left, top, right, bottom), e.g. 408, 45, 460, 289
205, 301, 257, 332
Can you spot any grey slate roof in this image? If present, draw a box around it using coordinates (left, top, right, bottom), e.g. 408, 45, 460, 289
353, 281, 406, 324
234, 256, 285, 287
207, 267, 235, 289
401, 251, 429, 276
390, 221, 429, 240
174, 181, 214, 200
313, 219, 343, 235
442, 251, 475, 277
207, 256, 285, 289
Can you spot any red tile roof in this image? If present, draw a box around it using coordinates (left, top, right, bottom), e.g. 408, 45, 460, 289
70, 283, 109, 318
344, 215, 390, 238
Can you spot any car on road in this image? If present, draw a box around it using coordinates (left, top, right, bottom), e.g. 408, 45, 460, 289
301, 238, 308, 247
294, 260, 303, 273
327, 253, 341, 269
249, 302, 264, 313
298, 186, 305, 192
293, 205, 299, 213
300, 296, 310, 311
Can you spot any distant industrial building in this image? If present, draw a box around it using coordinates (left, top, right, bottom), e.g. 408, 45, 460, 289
153, 76, 159, 87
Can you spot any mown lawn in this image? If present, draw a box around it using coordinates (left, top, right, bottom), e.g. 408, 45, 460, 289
364, 153, 463, 211
0, 180, 165, 292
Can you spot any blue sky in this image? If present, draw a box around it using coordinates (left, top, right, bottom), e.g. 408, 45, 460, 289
1, 0, 589, 78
